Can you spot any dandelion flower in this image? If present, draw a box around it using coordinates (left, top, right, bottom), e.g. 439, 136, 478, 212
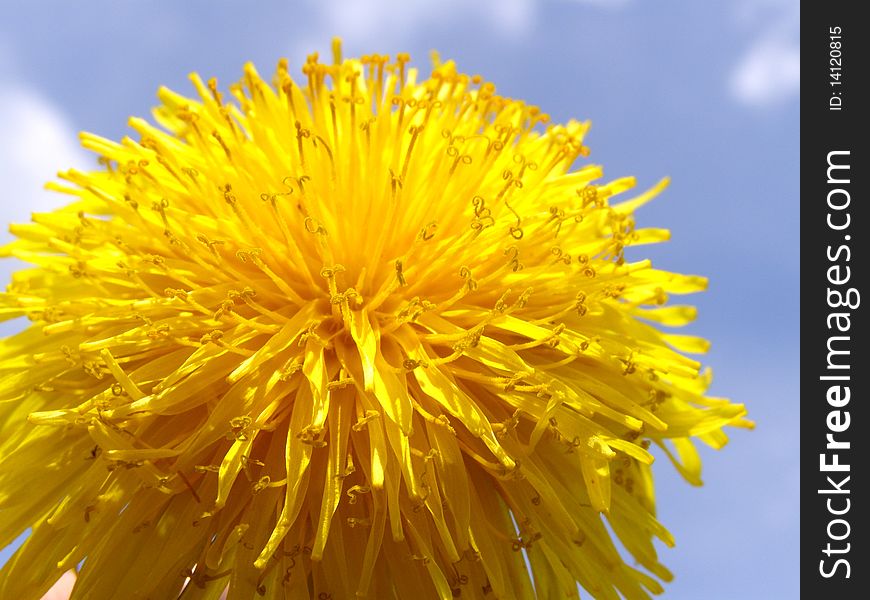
0, 42, 750, 599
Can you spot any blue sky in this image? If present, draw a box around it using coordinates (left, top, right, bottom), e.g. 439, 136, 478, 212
0, 1, 798, 598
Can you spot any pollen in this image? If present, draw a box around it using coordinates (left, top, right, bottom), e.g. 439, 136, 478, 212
0, 40, 750, 599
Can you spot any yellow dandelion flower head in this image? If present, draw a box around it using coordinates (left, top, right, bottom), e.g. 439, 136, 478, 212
0, 41, 750, 599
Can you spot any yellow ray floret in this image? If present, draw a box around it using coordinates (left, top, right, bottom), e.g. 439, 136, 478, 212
0, 41, 750, 599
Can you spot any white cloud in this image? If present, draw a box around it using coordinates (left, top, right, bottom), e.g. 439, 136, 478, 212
291, 0, 641, 66
730, 36, 799, 105
566, 0, 632, 8
289, 0, 538, 74
0, 85, 89, 240
729, 0, 799, 107
307, 0, 536, 46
